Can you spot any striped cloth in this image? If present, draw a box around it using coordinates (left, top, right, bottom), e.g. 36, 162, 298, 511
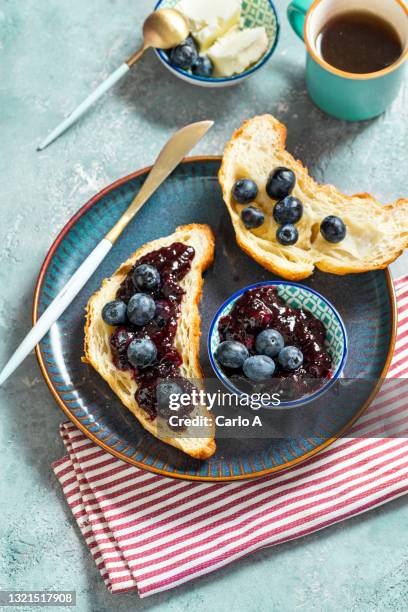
53, 275, 408, 598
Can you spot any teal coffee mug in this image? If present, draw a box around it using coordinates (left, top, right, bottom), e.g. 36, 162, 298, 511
287, 0, 408, 120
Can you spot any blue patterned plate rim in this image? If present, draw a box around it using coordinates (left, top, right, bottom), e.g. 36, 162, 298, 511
32, 157, 398, 481
208, 280, 348, 409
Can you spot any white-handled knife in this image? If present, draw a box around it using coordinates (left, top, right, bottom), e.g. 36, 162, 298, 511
37, 8, 190, 151
0, 120, 213, 386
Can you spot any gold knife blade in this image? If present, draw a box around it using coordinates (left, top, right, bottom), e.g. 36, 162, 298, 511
106, 120, 214, 244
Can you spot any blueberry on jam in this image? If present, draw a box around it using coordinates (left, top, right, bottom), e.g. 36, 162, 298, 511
109, 243, 196, 420
215, 340, 249, 369
156, 381, 183, 417
102, 300, 127, 326
243, 355, 275, 381
278, 346, 304, 371
255, 329, 284, 358
266, 167, 296, 200
127, 338, 157, 369
132, 264, 160, 292
127, 293, 156, 326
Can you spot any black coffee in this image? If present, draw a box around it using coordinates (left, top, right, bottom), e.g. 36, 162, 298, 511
316, 11, 403, 73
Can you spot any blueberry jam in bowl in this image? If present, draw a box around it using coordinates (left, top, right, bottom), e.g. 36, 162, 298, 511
208, 281, 348, 409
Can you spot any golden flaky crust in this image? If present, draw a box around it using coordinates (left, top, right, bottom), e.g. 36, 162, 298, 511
219, 115, 408, 280
83, 224, 216, 460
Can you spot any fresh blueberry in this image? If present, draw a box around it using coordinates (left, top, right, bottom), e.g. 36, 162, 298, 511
101, 300, 127, 326
278, 346, 304, 371
266, 167, 296, 200
215, 340, 249, 369
273, 196, 303, 225
127, 338, 157, 368
320, 216, 347, 243
127, 293, 156, 326
170, 38, 198, 70
255, 329, 285, 358
243, 355, 275, 381
232, 179, 258, 204
132, 264, 160, 292
192, 55, 214, 77
276, 224, 299, 246
156, 381, 184, 417
241, 206, 265, 229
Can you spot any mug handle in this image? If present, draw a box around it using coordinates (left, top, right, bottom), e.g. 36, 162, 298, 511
287, 0, 313, 41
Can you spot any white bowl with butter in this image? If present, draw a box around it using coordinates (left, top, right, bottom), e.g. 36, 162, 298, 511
154, 0, 280, 87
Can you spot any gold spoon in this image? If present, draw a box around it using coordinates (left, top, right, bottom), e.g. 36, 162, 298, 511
37, 9, 190, 151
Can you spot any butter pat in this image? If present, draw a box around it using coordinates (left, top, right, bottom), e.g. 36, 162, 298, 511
207, 26, 269, 77
176, 0, 241, 51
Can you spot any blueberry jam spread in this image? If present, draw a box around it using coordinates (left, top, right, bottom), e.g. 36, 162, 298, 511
217, 286, 333, 400
108, 243, 196, 422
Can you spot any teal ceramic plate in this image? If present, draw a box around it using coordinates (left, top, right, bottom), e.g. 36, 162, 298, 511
34, 158, 396, 481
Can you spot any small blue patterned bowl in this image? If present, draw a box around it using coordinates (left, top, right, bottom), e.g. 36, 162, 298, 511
154, 0, 280, 88
208, 281, 348, 409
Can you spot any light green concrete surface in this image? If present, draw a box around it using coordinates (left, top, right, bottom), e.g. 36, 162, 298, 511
1, 1, 408, 610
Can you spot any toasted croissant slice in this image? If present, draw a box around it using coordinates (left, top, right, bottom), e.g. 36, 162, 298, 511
219, 114, 408, 280
83, 224, 216, 460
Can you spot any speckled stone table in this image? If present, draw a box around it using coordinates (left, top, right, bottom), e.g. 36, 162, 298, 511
1, 1, 408, 610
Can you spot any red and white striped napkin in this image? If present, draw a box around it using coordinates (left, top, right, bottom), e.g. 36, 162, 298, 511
53, 275, 408, 598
